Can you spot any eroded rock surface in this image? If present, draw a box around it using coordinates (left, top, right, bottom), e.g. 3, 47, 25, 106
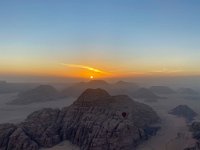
0, 88, 160, 150
185, 122, 200, 150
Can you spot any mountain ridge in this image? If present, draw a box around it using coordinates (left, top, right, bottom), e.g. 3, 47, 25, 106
0, 88, 160, 150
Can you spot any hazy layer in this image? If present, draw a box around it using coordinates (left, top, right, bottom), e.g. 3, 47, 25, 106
0, 82, 200, 149
0, 93, 75, 123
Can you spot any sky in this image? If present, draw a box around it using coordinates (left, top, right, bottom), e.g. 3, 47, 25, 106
0, 0, 200, 81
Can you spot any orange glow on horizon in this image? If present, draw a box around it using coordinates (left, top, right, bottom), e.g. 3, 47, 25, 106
0, 62, 199, 79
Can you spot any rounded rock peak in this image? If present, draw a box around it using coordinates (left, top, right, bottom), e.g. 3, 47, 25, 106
77, 88, 110, 102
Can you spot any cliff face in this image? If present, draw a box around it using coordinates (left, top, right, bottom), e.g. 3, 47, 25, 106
0, 88, 160, 150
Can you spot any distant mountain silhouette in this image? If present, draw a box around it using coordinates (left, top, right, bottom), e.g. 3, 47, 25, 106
61, 80, 110, 97
62, 80, 139, 97
87, 80, 109, 86
169, 105, 198, 121
9, 85, 59, 105
0, 81, 37, 94
183, 95, 200, 101
0, 81, 7, 85
149, 86, 175, 94
178, 88, 199, 95
0, 88, 160, 150
114, 80, 139, 89
112, 80, 139, 95
132, 88, 160, 100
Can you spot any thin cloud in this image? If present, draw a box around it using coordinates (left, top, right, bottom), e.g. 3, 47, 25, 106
60, 63, 109, 74
150, 68, 184, 74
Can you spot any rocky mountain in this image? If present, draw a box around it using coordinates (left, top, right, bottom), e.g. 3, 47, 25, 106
149, 86, 175, 94
185, 122, 200, 150
178, 88, 199, 95
112, 81, 139, 96
0, 81, 7, 85
0, 88, 160, 150
0, 81, 38, 94
61, 80, 111, 97
169, 105, 198, 121
8, 85, 59, 105
113, 80, 139, 90
62, 80, 140, 98
132, 88, 160, 100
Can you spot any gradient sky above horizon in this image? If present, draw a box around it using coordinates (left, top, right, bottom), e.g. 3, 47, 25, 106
0, 0, 200, 80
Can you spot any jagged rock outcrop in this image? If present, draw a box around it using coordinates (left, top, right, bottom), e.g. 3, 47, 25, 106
185, 122, 200, 150
0, 88, 160, 150
8, 85, 59, 105
0, 123, 17, 149
169, 105, 198, 121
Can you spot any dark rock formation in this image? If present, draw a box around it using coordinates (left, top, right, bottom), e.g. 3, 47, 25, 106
185, 122, 200, 150
169, 105, 198, 121
0, 88, 160, 150
132, 88, 160, 100
8, 85, 59, 105
0, 123, 17, 149
190, 122, 200, 140
149, 86, 175, 94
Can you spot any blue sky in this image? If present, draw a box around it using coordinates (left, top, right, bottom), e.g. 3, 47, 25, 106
0, 0, 200, 79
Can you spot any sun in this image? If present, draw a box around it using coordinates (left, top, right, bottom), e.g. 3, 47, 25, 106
90, 75, 94, 79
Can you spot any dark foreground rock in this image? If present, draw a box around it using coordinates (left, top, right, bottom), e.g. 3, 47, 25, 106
0, 88, 160, 150
185, 122, 200, 150
169, 105, 198, 122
